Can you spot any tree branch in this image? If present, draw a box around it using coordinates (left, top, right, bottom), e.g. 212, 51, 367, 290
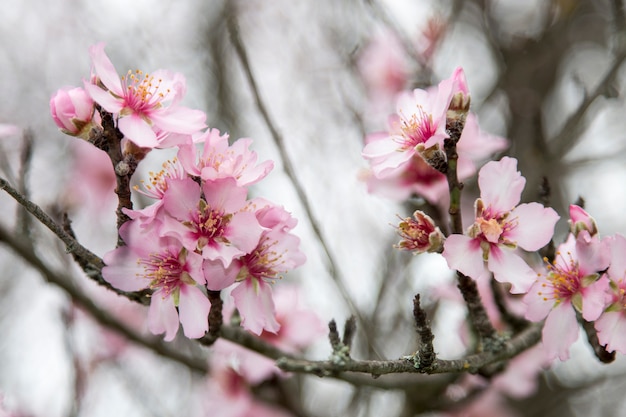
0, 221, 208, 374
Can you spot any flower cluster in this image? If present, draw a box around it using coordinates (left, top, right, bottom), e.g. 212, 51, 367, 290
361, 68, 507, 208
51, 43, 305, 341
363, 68, 626, 364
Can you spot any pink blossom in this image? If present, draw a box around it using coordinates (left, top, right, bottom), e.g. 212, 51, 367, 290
204, 205, 306, 335
443, 157, 559, 293
159, 177, 263, 267
84, 42, 206, 148
361, 68, 468, 178
50, 86, 98, 139
124, 158, 187, 222
102, 219, 210, 340
523, 233, 611, 360
177, 128, 273, 186
394, 210, 444, 253
361, 113, 507, 205
595, 233, 626, 354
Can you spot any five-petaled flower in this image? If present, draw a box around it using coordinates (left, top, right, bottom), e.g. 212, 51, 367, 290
443, 157, 559, 293
524, 232, 610, 361
84, 42, 206, 148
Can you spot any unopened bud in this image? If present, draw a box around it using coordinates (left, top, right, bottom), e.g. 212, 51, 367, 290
569, 204, 598, 237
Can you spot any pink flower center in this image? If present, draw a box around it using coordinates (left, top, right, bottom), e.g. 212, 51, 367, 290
397, 107, 437, 150
135, 158, 184, 199
139, 251, 186, 296
121, 70, 170, 114
188, 201, 232, 250
470, 205, 517, 246
538, 252, 581, 303
237, 235, 286, 281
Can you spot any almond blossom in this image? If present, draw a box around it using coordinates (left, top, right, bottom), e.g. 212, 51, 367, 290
84, 42, 206, 148
595, 233, 626, 354
102, 219, 210, 341
523, 232, 610, 361
159, 177, 263, 267
443, 157, 559, 293
362, 113, 507, 205
204, 204, 306, 335
177, 128, 273, 186
394, 210, 444, 253
361, 67, 468, 179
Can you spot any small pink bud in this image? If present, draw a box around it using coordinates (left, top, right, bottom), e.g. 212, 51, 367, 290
394, 210, 444, 253
50, 87, 97, 139
569, 204, 598, 237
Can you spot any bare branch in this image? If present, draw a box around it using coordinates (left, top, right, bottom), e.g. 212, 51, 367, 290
0, 221, 209, 374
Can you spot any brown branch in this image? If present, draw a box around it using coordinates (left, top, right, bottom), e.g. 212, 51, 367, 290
277, 322, 541, 377
413, 294, 436, 368
0, 221, 208, 374
0, 177, 150, 305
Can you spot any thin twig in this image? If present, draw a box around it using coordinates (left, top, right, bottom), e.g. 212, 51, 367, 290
225, 8, 364, 321
0, 221, 209, 374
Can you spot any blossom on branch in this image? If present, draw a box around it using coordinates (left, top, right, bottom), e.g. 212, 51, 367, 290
50, 86, 98, 139
204, 204, 306, 335
394, 210, 444, 254
443, 157, 559, 293
177, 128, 273, 186
84, 42, 206, 148
102, 220, 210, 341
361, 67, 468, 178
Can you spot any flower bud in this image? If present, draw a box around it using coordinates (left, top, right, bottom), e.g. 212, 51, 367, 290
50, 87, 97, 139
568, 204, 598, 237
394, 210, 444, 253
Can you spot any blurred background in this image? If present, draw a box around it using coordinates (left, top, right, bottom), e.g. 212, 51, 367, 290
1, 0, 626, 416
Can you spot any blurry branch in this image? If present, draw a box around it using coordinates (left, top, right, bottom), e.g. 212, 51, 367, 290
16, 130, 34, 237
0, 221, 209, 375
225, 7, 365, 323
0, 176, 152, 304
277, 322, 541, 376
550, 50, 626, 157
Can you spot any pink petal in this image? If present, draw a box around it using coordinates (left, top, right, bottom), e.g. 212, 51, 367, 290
83, 82, 124, 114
89, 42, 123, 95
488, 246, 537, 293
523, 280, 555, 322
102, 247, 149, 292
202, 178, 247, 213
609, 234, 626, 279
507, 203, 559, 251
148, 290, 179, 341
203, 259, 239, 290
118, 114, 159, 148
150, 106, 207, 134
542, 301, 578, 361
162, 178, 202, 220
442, 235, 488, 281
224, 211, 263, 254
231, 280, 280, 335
581, 275, 610, 321
178, 285, 211, 339
478, 157, 525, 213
596, 311, 626, 354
